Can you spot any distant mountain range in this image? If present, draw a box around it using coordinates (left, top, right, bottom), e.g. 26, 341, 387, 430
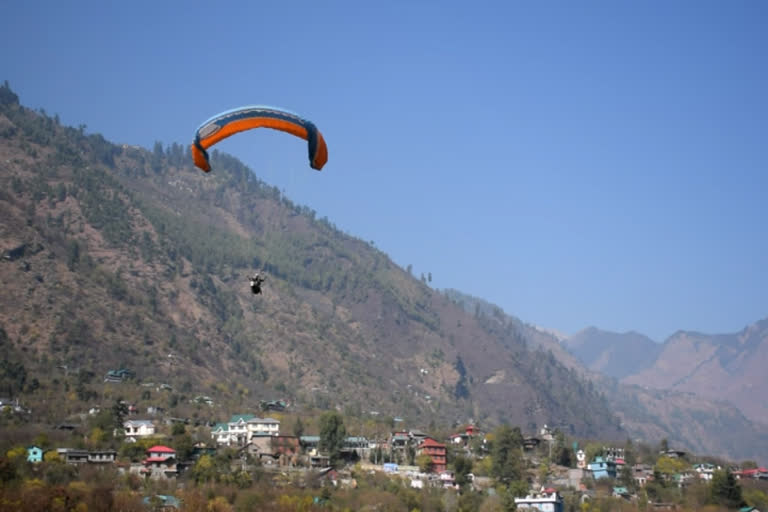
563, 327, 661, 380
441, 291, 768, 462
622, 319, 768, 426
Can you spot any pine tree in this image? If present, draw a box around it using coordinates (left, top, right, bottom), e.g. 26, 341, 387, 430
709, 468, 744, 509
319, 411, 347, 467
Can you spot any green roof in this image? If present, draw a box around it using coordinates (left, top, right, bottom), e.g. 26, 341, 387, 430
228, 414, 255, 423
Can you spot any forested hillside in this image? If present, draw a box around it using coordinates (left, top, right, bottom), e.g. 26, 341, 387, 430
0, 83, 623, 440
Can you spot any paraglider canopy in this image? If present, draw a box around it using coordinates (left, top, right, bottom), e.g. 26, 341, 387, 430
191, 105, 328, 172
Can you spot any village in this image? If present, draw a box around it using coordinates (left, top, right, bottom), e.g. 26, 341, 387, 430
7, 389, 767, 512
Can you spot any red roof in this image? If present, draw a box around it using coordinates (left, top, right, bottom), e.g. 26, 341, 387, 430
419, 438, 446, 449
147, 445, 175, 454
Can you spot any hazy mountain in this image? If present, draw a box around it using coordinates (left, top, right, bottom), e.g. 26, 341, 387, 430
0, 84, 623, 440
604, 382, 768, 463
564, 327, 661, 380
440, 291, 768, 462
623, 318, 768, 425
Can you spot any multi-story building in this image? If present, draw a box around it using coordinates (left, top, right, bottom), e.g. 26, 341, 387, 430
417, 437, 447, 473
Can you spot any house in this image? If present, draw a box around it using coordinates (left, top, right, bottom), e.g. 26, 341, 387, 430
736, 467, 768, 480
211, 423, 230, 445
523, 437, 542, 451
211, 414, 281, 446
603, 447, 625, 460
57, 448, 90, 465
409, 429, 429, 444
191, 443, 217, 460
450, 426, 480, 447
633, 464, 654, 487
613, 486, 631, 499
0, 398, 29, 414
343, 436, 369, 459
27, 446, 44, 463
247, 416, 280, 438
123, 419, 156, 440
242, 435, 300, 463
673, 471, 696, 488
88, 450, 117, 464
514, 488, 564, 512
390, 431, 410, 448
576, 449, 587, 469
55, 448, 116, 465
142, 495, 181, 510
661, 449, 687, 459
147, 445, 176, 460
693, 463, 719, 481
439, 470, 457, 489
587, 456, 617, 480
259, 399, 288, 412
222, 414, 251, 446
416, 437, 447, 473
142, 445, 178, 480
300, 435, 321, 452
104, 368, 134, 382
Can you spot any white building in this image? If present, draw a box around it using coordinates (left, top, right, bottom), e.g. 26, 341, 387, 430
514, 488, 564, 512
123, 419, 156, 440
247, 417, 280, 437
211, 414, 281, 446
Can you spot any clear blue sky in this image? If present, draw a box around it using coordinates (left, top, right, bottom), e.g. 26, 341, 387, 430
3, 1, 767, 341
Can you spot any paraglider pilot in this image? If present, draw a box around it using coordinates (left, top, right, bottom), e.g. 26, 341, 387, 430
249, 272, 266, 295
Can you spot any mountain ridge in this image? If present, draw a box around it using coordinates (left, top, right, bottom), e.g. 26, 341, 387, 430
623, 317, 768, 425
563, 327, 662, 380
0, 84, 622, 442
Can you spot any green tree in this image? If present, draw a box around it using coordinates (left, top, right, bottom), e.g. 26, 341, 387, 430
174, 433, 195, 462
709, 468, 744, 509
552, 430, 572, 467
417, 453, 433, 473
111, 398, 129, 430
619, 462, 635, 492
319, 411, 347, 467
490, 425, 524, 484
171, 422, 186, 436
655, 455, 688, 478
453, 454, 474, 489
293, 416, 305, 438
